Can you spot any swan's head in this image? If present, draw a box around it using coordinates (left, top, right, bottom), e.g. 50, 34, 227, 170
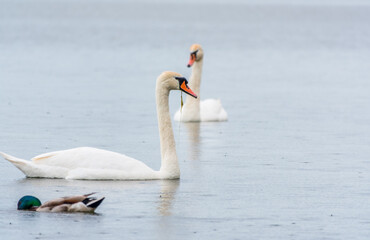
157, 71, 197, 98
17, 195, 41, 210
187, 44, 204, 67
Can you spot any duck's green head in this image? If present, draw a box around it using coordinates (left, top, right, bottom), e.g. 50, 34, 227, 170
17, 196, 42, 210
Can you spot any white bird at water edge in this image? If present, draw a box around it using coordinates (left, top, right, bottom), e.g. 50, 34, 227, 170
0, 71, 197, 180
174, 44, 228, 122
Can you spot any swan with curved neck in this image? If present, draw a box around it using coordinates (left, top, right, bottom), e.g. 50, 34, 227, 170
174, 44, 227, 122
0, 71, 197, 180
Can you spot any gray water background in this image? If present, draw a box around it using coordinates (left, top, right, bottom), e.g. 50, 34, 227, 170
1, 0, 370, 239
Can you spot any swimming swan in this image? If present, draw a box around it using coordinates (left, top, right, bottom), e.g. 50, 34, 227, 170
0, 71, 197, 180
174, 44, 227, 122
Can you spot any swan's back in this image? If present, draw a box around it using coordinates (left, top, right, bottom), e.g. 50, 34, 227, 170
32, 147, 153, 172
200, 99, 228, 122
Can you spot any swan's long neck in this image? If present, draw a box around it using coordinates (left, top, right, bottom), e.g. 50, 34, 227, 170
156, 81, 180, 179
182, 59, 203, 120
188, 59, 203, 103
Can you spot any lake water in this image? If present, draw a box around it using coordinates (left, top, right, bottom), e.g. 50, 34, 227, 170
1, 0, 370, 239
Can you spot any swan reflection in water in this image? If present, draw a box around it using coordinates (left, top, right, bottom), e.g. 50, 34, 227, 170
157, 180, 179, 216
157, 179, 179, 239
184, 122, 201, 162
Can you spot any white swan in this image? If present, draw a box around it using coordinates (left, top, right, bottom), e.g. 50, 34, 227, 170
174, 44, 227, 122
0, 71, 197, 180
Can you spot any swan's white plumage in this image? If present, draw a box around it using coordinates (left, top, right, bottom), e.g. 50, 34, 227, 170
174, 44, 227, 122
174, 98, 228, 122
1, 147, 159, 180
1, 71, 193, 180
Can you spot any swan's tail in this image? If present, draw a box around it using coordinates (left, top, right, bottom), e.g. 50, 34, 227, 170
0, 151, 35, 177
0, 151, 68, 178
0, 152, 29, 165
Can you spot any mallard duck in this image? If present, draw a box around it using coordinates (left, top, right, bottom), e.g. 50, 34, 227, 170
17, 193, 104, 213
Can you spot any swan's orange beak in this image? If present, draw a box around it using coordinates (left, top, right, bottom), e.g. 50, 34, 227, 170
187, 53, 196, 67
180, 81, 197, 98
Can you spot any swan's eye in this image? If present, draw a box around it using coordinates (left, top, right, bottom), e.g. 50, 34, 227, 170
190, 50, 198, 60
174, 76, 188, 85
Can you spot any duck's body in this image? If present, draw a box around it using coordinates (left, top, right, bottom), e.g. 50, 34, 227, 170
18, 193, 105, 213
1, 71, 197, 180
174, 44, 227, 122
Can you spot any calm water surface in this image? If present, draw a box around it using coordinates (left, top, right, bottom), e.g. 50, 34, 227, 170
1, 0, 370, 239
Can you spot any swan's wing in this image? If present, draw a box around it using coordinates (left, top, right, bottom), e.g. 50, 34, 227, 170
30, 147, 154, 171
32, 150, 65, 162
200, 98, 228, 121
